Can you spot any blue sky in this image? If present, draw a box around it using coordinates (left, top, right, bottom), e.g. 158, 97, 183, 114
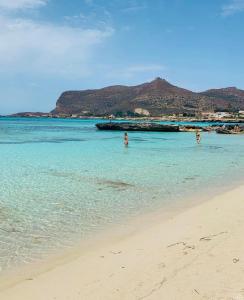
0, 0, 244, 114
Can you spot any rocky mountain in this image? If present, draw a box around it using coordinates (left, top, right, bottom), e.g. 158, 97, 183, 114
52, 78, 244, 117
200, 87, 244, 111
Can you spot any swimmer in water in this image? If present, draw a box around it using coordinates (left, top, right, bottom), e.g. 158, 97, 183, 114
196, 129, 201, 144
124, 132, 129, 146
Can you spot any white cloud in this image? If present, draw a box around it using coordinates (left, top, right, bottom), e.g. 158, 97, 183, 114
84, 0, 94, 5
0, 15, 114, 76
118, 0, 147, 13
222, 0, 244, 16
124, 64, 165, 75
0, 0, 47, 10
0, 0, 114, 78
103, 64, 165, 80
121, 4, 147, 13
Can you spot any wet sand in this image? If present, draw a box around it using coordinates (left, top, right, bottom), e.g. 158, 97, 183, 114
1, 185, 244, 300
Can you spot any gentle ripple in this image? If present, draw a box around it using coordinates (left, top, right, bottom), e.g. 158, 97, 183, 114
0, 117, 244, 272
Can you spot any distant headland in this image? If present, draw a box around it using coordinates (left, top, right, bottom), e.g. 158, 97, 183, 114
8, 78, 244, 121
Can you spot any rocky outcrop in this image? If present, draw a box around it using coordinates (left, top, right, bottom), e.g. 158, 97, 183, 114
134, 108, 150, 116
52, 78, 244, 117
10, 112, 50, 117
96, 122, 244, 134
216, 124, 244, 134
96, 122, 180, 132
201, 87, 244, 112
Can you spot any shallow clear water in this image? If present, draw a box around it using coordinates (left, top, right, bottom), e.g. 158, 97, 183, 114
0, 117, 244, 272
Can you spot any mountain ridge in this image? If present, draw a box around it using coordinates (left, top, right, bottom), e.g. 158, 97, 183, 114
52, 78, 244, 117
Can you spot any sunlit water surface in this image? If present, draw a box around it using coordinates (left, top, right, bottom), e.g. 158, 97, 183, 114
0, 117, 244, 272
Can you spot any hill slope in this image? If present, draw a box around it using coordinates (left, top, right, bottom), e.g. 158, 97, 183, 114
52, 78, 244, 116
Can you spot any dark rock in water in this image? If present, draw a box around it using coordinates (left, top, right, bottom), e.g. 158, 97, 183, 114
216, 124, 244, 134
180, 125, 217, 132
182, 125, 203, 130
180, 125, 206, 132
216, 129, 233, 134
96, 122, 180, 132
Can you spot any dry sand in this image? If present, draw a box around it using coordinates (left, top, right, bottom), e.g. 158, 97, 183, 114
1, 185, 244, 300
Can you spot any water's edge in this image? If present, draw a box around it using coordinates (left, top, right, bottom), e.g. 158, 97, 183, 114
0, 178, 243, 291
1, 118, 244, 277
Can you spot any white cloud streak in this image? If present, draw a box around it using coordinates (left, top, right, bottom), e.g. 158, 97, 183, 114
0, 0, 47, 10
0, 15, 114, 76
121, 4, 146, 13
104, 64, 165, 80
222, 0, 244, 16
125, 64, 165, 74
0, 0, 115, 77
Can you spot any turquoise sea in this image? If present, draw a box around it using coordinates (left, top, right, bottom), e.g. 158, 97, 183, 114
0, 117, 244, 273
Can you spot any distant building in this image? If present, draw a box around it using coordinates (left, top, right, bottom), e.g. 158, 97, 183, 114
201, 112, 232, 119
213, 112, 232, 118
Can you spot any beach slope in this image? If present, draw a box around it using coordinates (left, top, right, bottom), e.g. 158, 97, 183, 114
1, 185, 244, 300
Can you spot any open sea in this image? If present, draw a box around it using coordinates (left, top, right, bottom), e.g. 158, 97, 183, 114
0, 117, 244, 273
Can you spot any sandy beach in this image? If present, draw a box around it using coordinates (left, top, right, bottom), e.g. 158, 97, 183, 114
1, 185, 244, 300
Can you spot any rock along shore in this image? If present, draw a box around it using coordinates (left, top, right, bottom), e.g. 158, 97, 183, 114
96, 122, 180, 132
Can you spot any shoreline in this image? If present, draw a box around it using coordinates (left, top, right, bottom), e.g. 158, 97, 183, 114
2, 115, 244, 123
1, 183, 244, 299
3, 115, 244, 124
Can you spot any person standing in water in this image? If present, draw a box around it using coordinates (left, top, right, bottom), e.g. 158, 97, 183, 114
124, 132, 129, 146
196, 129, 201, 144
